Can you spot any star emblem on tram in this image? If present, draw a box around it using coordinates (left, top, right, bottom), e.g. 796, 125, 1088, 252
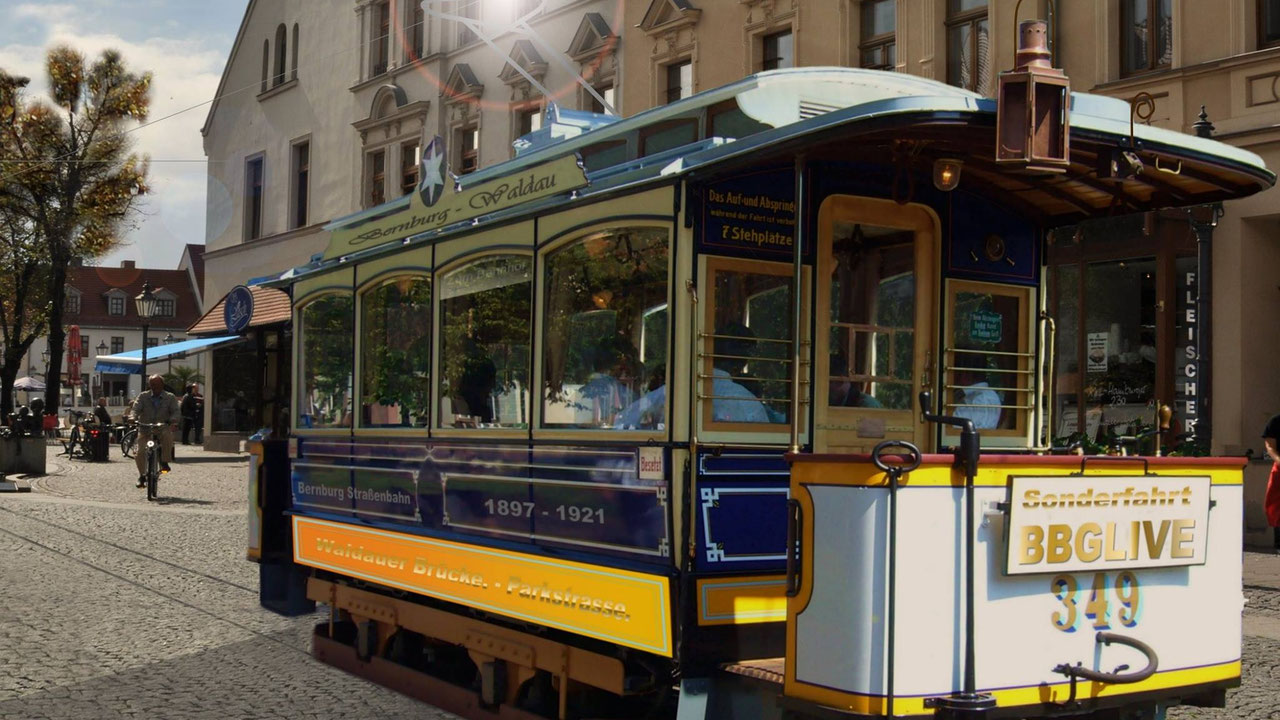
418, 136, 447, 207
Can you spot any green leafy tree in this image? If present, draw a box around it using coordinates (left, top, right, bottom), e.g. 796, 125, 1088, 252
163, 364, 205, 395
0, 47, 151, 415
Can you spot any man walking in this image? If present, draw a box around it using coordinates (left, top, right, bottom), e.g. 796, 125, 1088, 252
131, 374, 179, 488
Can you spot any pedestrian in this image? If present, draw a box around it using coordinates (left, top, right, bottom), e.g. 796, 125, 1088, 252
193, 384, 204, 444
180, 384, 197, 445
1263, 413, 1280, 553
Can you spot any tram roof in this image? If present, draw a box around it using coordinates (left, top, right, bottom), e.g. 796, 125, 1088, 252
271, 68, 1272, 286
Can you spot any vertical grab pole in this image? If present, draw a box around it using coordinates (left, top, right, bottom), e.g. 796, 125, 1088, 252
789, 154, 806, 454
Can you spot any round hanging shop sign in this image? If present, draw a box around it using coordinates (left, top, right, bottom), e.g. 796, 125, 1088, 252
224, 285, 254, 334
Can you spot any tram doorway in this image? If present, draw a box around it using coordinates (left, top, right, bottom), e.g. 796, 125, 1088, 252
813, 196, 937, 453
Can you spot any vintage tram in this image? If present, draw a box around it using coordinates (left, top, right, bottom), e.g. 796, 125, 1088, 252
248, 51, 1272, 720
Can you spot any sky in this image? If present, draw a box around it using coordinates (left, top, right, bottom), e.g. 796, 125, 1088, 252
0, 0, 245, 270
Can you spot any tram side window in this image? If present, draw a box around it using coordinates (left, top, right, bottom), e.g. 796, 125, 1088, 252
828, 222, 915, 410
298, 293, 355, 429
438, 255, 532, 429
947, 286, 1026, 432
542, 227, 669, 430
704, 260, 794, 427
361, 276, 431, 428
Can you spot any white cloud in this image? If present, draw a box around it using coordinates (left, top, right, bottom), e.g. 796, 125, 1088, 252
0, 5, 229, 271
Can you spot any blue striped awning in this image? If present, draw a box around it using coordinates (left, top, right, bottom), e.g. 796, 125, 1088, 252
93, 335, 243, 374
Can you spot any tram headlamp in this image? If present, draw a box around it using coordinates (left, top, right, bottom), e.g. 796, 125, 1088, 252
932, 158, 963, 192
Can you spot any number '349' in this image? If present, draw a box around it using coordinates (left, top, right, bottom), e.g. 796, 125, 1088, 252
1050, 572, 1141, 632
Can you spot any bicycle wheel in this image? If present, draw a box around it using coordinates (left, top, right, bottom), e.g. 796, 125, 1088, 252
122, 429, 137, 458
146, 446, 158, 501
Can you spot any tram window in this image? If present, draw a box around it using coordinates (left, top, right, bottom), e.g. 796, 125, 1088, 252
640, 119, 697, 157
704, 260, 793, 427
828, 222, 915, 410
708, 101, 770, 140
946, 284, 1029, 433
542, 227, 669, 430
360, 276, 431, 428
298, 293, 355, 429
580, 140, 627, 173
438, 255, 532, 429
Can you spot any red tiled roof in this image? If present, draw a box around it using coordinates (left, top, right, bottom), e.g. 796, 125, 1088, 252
188, 285, 291, 335
65, 266, 201, 330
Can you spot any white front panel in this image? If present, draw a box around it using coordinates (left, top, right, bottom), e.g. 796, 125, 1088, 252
794, 485, 888, 694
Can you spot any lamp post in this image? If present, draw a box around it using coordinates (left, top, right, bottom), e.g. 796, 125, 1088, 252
135, 281, 157, 387
163, 331, 175, 374
95, 340, 108, 401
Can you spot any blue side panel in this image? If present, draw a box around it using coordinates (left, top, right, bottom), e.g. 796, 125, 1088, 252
291, 438, 671, 567
695, 451, 790, 573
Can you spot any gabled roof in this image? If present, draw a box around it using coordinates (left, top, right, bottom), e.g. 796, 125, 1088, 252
64, 266, 201, 330
444, 63, 484, 102
567, 13, 617, 62
638, 0, 700, 35
189, 285, 291, 335
201, 0, 259, 137
499, 40, 548, 85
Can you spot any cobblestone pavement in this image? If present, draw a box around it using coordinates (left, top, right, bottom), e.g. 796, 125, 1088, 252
3, 445, 1280, 718
0, 444, 451, 719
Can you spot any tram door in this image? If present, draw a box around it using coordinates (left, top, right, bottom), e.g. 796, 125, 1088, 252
814, 196, 937, 453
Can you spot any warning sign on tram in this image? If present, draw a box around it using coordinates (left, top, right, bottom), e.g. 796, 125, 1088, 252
969, 310, 1003, 345
1003, 475, 1212, 575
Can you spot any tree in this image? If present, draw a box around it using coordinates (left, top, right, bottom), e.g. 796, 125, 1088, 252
0, 47, 151, 415
162, 364, 205, 395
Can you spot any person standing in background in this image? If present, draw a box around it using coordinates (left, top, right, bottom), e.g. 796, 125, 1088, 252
1262, 413, 1280, 553
180, 385, 197, 445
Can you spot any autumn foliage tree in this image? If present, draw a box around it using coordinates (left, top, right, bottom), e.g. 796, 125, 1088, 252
0, 48, 150, 415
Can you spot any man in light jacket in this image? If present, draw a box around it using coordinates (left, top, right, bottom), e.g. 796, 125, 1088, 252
131, 374, 180, 487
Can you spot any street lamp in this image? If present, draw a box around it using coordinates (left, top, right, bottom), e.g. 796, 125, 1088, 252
135, 281, 157, 383
163, 331, 175, 373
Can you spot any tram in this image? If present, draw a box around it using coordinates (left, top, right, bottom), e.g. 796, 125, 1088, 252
248, 27, 1273, 720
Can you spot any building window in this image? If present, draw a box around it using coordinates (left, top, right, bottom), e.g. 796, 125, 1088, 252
860, 0, 896, 70
372, 0, 390, 77
457, 125, 479, 175
65, 293, 80, 314
291, 23, 299, 80
1264, 0, 1280, 48
260, 40, 269, 93
400, 142, 420, 197
111, 337, 124, 353
947, 0, 991, 95
109, 296, 125, 316
762, 30, 794, 71
665, 60, 692, 104
457, 0, 479, 47
516, 106, 542, 136
587, 84, 615, 114
1123, 0, 1173, 75
366, 149, 386, 207
156, 299, 175, 317
146, 337, 159, 349
291, 141, 310, 229
273, 24, 287, 86
245, 156, 264, 240
80, 335, 90, 357
410, 4, 425, 60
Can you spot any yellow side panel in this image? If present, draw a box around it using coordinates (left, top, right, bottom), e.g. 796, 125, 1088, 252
696, 576, 787, 626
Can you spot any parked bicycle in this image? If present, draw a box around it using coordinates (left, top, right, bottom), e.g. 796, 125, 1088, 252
136, 421, 170, 501
58, 410, 90, 459
120, 418, 137, 458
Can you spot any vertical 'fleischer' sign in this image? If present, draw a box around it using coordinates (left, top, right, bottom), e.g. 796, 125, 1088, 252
700, 168, 797, 259
1178, 270, 1199, 435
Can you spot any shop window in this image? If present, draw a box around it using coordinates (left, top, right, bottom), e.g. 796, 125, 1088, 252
298, 293, 354, 429
1264, 0, 1280, 48
946, 0, 990, 95
541, 228, 669, 430
1122, 0, 1172, 76
212, 342, 261, 433
703, 258, 795, 428
860, 0, 896, 70
761, 30, 794, 71
664, 60, 692, 104
438, 255, 531, 428
944, 281, 1032, 436
361, 276, 431, 428
828, 222, 915, 410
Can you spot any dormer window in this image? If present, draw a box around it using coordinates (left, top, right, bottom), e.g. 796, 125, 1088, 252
109, 296, 125, 316
157, 299, 175, 317
65, 289, 81, 314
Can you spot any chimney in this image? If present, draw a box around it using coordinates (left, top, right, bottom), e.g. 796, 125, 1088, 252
121, 260, 136, 269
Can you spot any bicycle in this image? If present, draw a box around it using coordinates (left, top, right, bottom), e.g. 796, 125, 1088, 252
136, 422, 170, 501
59, 410, 90, 459
120, 419, 137, 458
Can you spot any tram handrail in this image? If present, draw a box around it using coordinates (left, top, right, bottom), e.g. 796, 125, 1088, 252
1053, 632, 1159, 694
